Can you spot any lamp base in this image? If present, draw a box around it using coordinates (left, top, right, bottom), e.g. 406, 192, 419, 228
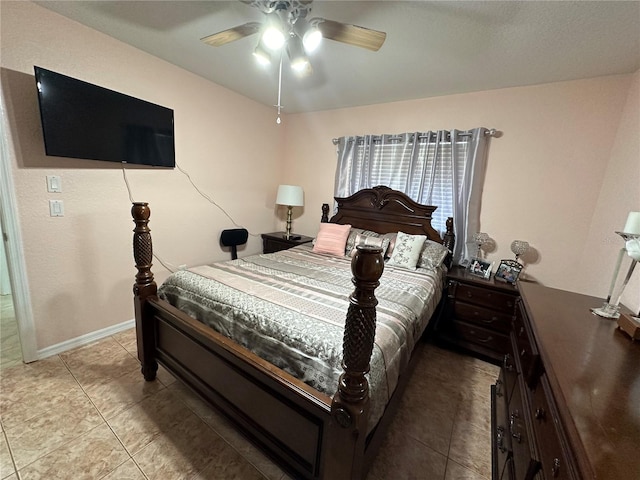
591, 302, 620, 319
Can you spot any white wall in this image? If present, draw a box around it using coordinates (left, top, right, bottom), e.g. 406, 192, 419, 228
283, 74, 640, 313
1, 2, 284, 351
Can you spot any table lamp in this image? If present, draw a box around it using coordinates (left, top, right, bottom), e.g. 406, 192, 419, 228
592, 211, 640, 319
276, 185, 304, 240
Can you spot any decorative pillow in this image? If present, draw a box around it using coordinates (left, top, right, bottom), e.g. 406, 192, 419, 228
344, 228, 382, 254
417, 239, 450, 269
381, 232, 397, 258
349, 233, 391, 257
386, 232, 427, 270
312, 223, 352, 256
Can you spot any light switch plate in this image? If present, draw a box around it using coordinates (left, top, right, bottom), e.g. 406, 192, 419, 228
47, 175, 62, 193
49, 200, 64, 217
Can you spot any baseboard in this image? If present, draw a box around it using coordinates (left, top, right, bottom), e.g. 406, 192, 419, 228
37, 318, 135, 360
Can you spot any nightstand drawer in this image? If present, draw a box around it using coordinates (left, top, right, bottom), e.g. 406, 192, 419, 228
450, 320, 510, 353
453, 301, 512, 333
455, 283, 517, 313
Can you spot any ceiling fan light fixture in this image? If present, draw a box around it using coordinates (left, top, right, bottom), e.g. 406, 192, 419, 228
303, 25, 322, 53
287, 34, 310, 73
261, 13, 286, 50
253, 43, 271, 66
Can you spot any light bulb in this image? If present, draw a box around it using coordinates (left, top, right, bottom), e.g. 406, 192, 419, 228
262, 26, 285, 50
303, 26, 322, 53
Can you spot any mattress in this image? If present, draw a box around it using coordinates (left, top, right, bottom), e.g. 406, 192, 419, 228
157, 244, 444, 427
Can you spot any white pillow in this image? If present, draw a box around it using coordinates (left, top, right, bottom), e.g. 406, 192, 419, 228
387, 232, 427, 270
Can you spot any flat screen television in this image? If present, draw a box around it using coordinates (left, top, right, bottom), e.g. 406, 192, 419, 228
34, 66, 175, 167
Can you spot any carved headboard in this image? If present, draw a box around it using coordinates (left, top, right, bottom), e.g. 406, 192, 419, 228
325, 186, 451, 246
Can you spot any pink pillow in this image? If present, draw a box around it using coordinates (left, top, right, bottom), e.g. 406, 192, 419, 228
313, 223, 352, 256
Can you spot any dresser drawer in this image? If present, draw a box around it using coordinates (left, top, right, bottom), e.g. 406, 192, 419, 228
492, 378, 511, 479
509, 379, 540, 480
455, 283, 517, 313
450, 320, 510, 354
454, 301, 512, 334
513, 304, 541, 389
530, 376, 574, 480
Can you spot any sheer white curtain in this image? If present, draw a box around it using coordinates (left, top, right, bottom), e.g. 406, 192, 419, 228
334, 128, 490, 264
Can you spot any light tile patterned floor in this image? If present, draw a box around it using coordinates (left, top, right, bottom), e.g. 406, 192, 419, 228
0, 327, 498, 480
0, 295, 22, 370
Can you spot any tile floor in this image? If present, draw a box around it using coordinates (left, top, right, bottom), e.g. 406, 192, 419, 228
0, 295, 22, 370
0, 327, 499, 480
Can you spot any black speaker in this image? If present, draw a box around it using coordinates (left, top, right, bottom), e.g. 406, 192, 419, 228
220, 228, 248, 260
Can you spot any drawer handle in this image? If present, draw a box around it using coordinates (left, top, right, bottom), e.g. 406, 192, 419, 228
470, 331, 493, 343
519, 326, 525, 336
509, 413, 522, 443
503, 354, 514, 371
496, 426, 507, 453
551, 458, 561, 478
520, 348, 526, 357
480, 316, 499, 324
535, 407, 546, 420
466, 291, 473, 298
495, 379, 503, 397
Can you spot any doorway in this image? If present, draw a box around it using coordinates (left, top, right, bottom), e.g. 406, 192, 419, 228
0, 221, 22, 369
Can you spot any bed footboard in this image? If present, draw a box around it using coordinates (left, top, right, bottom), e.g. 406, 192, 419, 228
132, 203, 384, 479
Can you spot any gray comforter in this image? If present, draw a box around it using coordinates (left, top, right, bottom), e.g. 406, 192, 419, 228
158, 244, 444, 427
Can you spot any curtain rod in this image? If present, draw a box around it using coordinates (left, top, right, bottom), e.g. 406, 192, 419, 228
331, 128, 498, 145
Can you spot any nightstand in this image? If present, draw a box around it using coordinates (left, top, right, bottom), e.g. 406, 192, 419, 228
261, 232, 313, 254
436, 265, 519, 363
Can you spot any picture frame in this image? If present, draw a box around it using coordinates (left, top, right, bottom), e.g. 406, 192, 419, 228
494, 259, 523, 284
468, 258, 493, 279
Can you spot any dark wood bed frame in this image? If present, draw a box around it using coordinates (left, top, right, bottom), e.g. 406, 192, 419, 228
132, 186, 454, 479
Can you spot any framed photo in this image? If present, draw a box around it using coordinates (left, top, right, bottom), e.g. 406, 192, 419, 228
468, 258, 492, 279
494, 259, 523, 284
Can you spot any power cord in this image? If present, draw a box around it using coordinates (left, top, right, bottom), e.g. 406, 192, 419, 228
175, 161, 258, 237
122, 163, 259, 274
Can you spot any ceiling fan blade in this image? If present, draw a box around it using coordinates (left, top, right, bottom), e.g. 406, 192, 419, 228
313, 19, 386, 52
200, 22, 261, 47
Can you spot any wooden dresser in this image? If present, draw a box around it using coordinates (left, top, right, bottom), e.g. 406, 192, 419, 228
492, 283, 640, 480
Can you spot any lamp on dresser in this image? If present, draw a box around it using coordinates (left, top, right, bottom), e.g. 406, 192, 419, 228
592, 211, 640, 319
276, 184, 304, 240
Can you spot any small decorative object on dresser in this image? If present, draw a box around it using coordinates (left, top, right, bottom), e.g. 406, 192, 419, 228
261, 231, 313, 253
592, 211, 640, 319
493, 240, 529, 284
472, 231, 490, 258
510, 239, 529, 261
494, 259, 523, 284
617, 311, 640, 341
468, 257, 492, 279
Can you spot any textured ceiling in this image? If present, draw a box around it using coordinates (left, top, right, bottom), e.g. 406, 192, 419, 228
36, 1, 640, 114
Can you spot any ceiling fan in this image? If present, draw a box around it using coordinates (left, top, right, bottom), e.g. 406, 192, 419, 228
200, 0, 387, 73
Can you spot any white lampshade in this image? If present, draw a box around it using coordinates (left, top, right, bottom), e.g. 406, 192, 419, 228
622, 211, 640, 235
276, 185, 304, 207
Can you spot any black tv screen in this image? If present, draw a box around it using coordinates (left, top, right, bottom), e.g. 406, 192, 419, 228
34, 66, 175, 167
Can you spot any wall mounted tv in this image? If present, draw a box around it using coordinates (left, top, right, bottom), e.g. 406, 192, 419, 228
34, 66, 175, 168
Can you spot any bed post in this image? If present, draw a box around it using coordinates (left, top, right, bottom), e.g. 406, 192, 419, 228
132, 202, 158, 381
326, 245, 384, 480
